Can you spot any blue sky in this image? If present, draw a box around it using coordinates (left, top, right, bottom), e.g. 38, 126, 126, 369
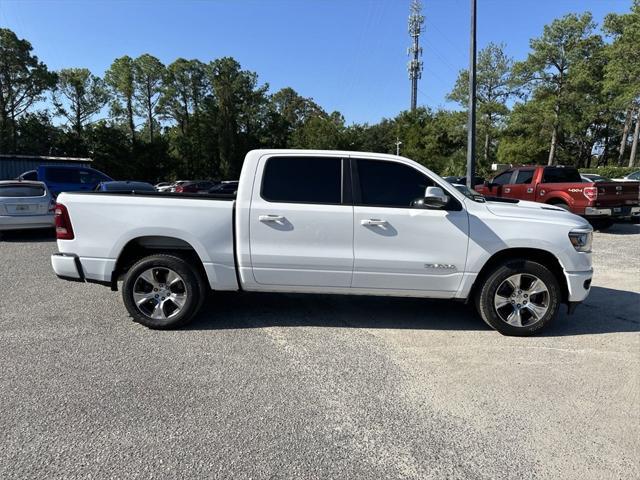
0, 0, 632, 125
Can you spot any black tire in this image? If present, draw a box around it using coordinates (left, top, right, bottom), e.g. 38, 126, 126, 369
475, 259, 561, 336
589, 219, 614, 231
549, 201, 570, 211
122, 254, 205, 329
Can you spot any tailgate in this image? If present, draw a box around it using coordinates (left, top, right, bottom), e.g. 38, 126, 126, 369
593, 182, 639, 207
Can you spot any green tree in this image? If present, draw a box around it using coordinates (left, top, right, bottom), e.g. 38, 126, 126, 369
105, 55, 137, 141
344, 119, 397, 154
133, 54, 165, 142
208, 57, 269, 178
159, 59, 210, 176
15, 112, 63, 155
0, 28, 56, 152
512, 13, 602, 165
498, 101, 555, 165
290, 111, 346, 150
160, 59, 209, 130
448, 43, 514, 168
53, 68, 109, 137
270, 87, 325, 145
603, 1, 640, 166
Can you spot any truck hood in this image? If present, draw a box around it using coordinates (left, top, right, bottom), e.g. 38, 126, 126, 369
483, 198, 590, 228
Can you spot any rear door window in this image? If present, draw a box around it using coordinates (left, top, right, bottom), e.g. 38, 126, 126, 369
0, 185, 45, 197
542, 167, 581, 183
514, 169, 535, 184
261, 157, 342, 204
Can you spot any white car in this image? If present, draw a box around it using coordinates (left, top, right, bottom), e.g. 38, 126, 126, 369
154, 182, 173, 192
0, 180, 55, 231
50, 150, 593, 336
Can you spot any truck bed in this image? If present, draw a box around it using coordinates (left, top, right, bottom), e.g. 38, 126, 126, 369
54, 191, 239, 290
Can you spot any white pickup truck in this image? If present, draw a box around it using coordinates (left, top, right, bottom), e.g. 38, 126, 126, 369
51, 150, 594, 336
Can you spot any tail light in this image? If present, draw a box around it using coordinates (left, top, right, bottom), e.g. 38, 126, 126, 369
583, 186, 597, 202
54, 203, 74, 240
175, 185, 184, 193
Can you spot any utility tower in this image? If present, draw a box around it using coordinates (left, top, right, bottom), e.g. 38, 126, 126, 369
407, 0, 424, 111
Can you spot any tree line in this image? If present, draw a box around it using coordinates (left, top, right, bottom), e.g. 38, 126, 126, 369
0, 2, 638, 182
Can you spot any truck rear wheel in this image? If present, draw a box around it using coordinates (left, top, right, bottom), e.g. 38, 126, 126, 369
122, 254, 204, 329
475, 260, 561, 336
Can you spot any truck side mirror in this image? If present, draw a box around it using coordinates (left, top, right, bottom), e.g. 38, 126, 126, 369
420, 186, 449, 209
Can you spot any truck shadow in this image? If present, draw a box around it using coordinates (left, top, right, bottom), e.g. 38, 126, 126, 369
0, 228, 56, 243
600, 222, 640, 236
188, 286, 639, 336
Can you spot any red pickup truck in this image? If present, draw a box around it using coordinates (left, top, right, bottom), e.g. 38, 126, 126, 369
474, 165, 640, 228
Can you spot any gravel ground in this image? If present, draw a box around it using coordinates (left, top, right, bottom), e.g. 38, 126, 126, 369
0, 224, 638, 479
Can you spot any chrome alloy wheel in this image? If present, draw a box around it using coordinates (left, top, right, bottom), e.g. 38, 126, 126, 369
493, 274, 550, 327
132, 267, 187, 320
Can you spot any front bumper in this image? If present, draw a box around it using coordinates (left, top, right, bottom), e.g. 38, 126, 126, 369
565, 269, 593, 303
0, 214, 54, 231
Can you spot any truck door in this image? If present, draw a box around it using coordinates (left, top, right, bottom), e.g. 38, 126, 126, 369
351, 158, 469, 294
503, 168, 536, 201
484, 169, 514, 198
249, 155, 354, 287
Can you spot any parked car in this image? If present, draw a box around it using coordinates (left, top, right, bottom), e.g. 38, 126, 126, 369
154, 182, 173, 192
443, 175, 485, 186
613, 170, 640, 182
474, 165, 640, 229
207, 180, 238, 195
581, 173, 611, 183
51, 149, 594, 336
169, 181, 189, 192
18, 165, 112, 197
0, 180, 55, 231
95, 181, 156, 193
175, 180, 217, 193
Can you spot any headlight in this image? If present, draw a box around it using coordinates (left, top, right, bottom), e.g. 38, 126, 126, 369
568, 229, 593, 253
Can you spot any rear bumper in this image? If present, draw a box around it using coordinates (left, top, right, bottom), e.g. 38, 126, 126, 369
51, 253, 116, 286
0, 214, 54, 231
584, 206, 640, 218
565, 269, 593, 303
51, 253, 84, 282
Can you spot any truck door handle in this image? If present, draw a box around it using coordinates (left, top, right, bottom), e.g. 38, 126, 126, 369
259, 214, 285, 223
361, 218, 388, 226
504, 188, 511, 193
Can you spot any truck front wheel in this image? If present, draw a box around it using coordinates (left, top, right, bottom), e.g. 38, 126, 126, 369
475, 260, 561, 336
122, 254, 204, 329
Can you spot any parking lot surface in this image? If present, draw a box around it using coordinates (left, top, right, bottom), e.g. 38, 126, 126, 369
1, 225, 638, 479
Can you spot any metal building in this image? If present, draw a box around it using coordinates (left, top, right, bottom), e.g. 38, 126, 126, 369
0, 154, 93, 180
